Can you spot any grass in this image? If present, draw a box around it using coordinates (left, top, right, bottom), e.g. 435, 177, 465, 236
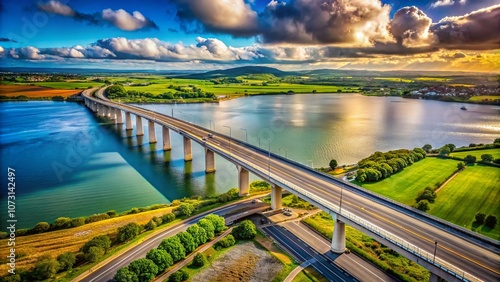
450, 148, 500, 160
292, 266, 328, 282
429, 164, 500, 240
469, 95, 500, 101
262, 194, 316, 210
303, 212, 429, 282
356, 158, 458, 205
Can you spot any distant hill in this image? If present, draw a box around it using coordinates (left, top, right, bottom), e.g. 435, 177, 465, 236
181, 66, 295, 79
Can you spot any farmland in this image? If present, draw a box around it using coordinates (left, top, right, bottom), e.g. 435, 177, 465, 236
0, 84, 82, 98
450, 148, 500, 160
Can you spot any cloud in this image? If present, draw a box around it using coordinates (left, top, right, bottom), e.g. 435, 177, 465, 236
0, 46, 4, 53
430, 5, 500, 49
390, 6, 434, 46
36, 0, 158, 31
101, 9, 158, 31
9, 47, 46, 60
431, 0, 455, 8
0, 38, 18, 43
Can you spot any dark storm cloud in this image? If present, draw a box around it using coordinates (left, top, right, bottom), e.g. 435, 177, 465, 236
0, 38, 18, 43
390, 6, 433, 46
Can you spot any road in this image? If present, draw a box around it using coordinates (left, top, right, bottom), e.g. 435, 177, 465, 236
263, 225, 358, 282
78, 201, 259, 282
84, 88, 500, 281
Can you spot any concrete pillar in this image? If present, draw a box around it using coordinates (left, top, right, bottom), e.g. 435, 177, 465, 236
162, 126, 171, 151
428, 273, 440, 282
237, 166, 249, 196
104, 106, 109, 118
109, 108, 116, 120
91, 102, 96, 112
205, 149, 216, 173
136, 116, 144, 136
97, 104, 103, 116
271, 185, 282, 210
183, 136, 192, 161
125, 112, 133, 130
148, 120, 157, 143
331, 214, 346, 253
116, 109, 123, 124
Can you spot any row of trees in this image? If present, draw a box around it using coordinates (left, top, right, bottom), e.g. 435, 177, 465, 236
114, 214, 226, 282
106, 84, 216, 100
356, 148, 426, 182
475, 213, 497, 228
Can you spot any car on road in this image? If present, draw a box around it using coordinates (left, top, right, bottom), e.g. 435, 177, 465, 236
208, 133, 213, 138
252, 199, 257, 204
202, 137, 207, 141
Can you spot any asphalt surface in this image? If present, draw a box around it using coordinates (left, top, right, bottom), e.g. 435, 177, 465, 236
84, 88, 500, 281
263, 225, 358, 282
79, 201, 258, 282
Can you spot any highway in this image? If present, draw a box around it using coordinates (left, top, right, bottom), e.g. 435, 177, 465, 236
78, 201, 259, 282
263, 225, 358, 282
84, 88, 500, 281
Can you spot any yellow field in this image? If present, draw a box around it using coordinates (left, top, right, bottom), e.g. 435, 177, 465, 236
0, 84, 81, 97
469, 95, 500, 101
0, 207, 174, 274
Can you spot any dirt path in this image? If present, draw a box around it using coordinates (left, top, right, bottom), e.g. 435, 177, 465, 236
435, 169, 462, 193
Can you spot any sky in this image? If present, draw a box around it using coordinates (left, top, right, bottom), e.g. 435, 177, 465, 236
0, 0, 499, 72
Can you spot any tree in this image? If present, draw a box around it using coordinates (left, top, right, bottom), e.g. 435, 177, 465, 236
414, 200, 430, 212
31, 222, 50, 234
114, 267, 139, 282
463, 155, 477, 164
177, 231, 197, 253
485, 215, 497, 228
128, 258, 159, 282
415, 187, 437, 203
168, 270, 189, 282
204, 214, 225, 233
159, 236, 186, 262
216, 234, 235, 248
329, 159, 338, 170
118, 222, 140, 243
146, 249, 173, 272
494, 138, 500, 144
481, 154, 494, 162
192, 253, 207, 267
439, 146, 450, 156
145, 219, 157, 231
53, 217, 72, 230
422, 144, 432, 153
445, 143, 456, 152
186, 225, 208, 246
85, 246, 105, 262
161, 213, 176, 223
177, 203, 195, 217
81, 235, 111, 254
57, 252, 76, 271
475, 212, 486, 224
457, 162, 466, 170
32, 255, 60, 280
198, 218, 215, 239
232, 220, 257, 239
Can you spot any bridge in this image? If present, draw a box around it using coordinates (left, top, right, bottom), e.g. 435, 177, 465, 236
82, 88, 499, 282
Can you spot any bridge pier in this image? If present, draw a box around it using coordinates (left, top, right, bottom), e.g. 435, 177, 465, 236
109, 108, 116, 120
116, 109, 123, 124
183, 136, 192, 161
429, 273, 443, 282
237, 166, 249, 196
136, 116, 144, 136
162, 126, 171, 150
125, 112, 133, 130
331, 214, 346, 253
271, 185, 282, 210
104, 106, 110, 118
91, 102, 97, 112
205, 149, 216, 173
148, 120, 157, 143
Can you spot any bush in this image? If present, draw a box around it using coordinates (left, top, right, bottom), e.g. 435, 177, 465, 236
198, 219, 215, 239
192, 253, 207, 267
52, 217, 72, 230
57, 252, 76, 271
216, 234, 236, 248
81, 235, 111, 254
176, 203, 195, 217
114, 267, 138, 282
128, 258, 159, 282
415, 187, 437, 203
145, 219, 157, 231
177, 231, 197, 253
232, 220, 257, 239
70, 217, 86, 227
481, 154, 494, 162
463, 155, 477, 164
168, 270, 189, 282
414, 200, 430, 212
329, 159, 338, 170
32, 255, 60, 279
457, 162, 466, 170
186, 225, 208, 246
107, 210, 118, 218
146, 248, 173, 271
85, 213, 110, 224
85, 246, 105, 262
31, 222, 50, 234
485, 215, 497, 228
161, 213, 176, 224
159, 236, 186, 262
204, 214, 225, 233
475, 212, 486, 224
117, 222, 141, 243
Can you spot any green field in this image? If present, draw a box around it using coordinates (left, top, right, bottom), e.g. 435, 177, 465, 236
373, 77, 413, 83
15, 81, 103, 89
429, 164, 500, 239
357, 158, 458, 205
469, 95, 500, 101
450, 148, 500, 160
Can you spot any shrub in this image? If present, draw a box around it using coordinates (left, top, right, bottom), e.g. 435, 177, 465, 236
52, 217, 72, 230
117, 222, 140, 243
204, 214, 226, 233
31, 222, 50, 234
145, 219, 157, 231
70, 217, 86, 227
463, 155, 477, 164
232, 220, 257, 239
128, 258, 159, 282
107, 210, 118, 218
57, 252, 76, 271
177, 231, 197, 253
192, 253, 207, 267
481, 154, 494, 162
81, 235, 111, 254
32, 255, 60, 280
187, 225, 208, 246
85, 246, 105, 262
114, 267, 138, 282
198, 219, 215, 239
146, 249, 173, 271
415, 187, 437, 203
475, 212, 486, 225
414, 200, 430, 212
176, 203, 195, 217
485, 215, 497, 228
85, 213, 110, 224
168, 270, 189, 282
216, 234, 236, 248
159, 236, 186, 262
161, 213, 176, 224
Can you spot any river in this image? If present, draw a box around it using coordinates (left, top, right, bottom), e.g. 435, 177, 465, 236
1, 94, 498, 228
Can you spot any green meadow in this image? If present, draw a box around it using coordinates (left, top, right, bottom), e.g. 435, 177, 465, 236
450, 148, 500, 160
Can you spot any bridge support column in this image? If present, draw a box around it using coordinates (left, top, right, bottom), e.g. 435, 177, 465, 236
162, 126, 171, 150
183, 136, 192, 161
116, 109, 123, 124
104, 106, 109, 118
91, 102, 97, 112
271, 185, 282, 210
125, 112, 133, 130
148, 120, 157, 143
109, 108, 116, 120
136, 116, 144, 136
428, 273, 442, 282
237, 166, 249, 196
331, 214, 346, 253
97, 104, 104, 117
205, 149, 216, 173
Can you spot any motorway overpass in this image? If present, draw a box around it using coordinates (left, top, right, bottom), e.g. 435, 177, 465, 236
82, 88, 499, 282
